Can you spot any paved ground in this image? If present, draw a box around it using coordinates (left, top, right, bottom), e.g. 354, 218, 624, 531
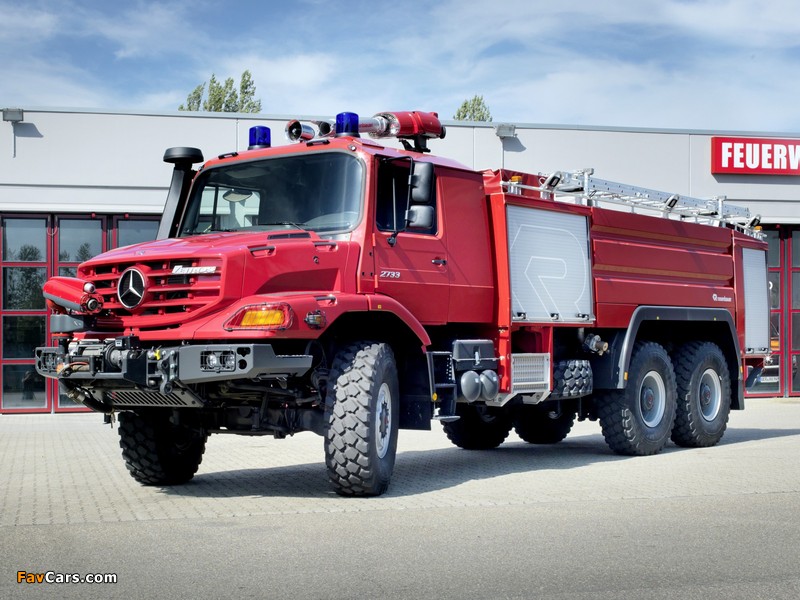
1, 398, 799, 599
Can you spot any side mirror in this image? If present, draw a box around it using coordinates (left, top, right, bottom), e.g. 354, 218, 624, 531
406, 205, 434, 230
411, 161, 435, 205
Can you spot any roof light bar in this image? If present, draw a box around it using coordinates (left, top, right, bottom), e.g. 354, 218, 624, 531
285, 110, 446, 151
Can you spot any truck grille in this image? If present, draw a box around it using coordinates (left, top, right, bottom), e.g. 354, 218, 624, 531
80, 258, 223, 329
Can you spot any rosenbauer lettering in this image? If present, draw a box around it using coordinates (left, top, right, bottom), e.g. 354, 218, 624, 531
711, 136, 800, 175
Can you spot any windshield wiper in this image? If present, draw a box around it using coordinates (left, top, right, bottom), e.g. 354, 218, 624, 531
203, 227, 238, 233
262, 221, 308, 231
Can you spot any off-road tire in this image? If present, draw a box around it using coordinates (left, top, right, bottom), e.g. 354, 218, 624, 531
550, 360, 593, 399
118, 411, 207, 485
513, 403, 575, 444
324, 342, 399, 497
671, 341, 731, 447
442, 404, 513, 450
597, 341, 677, 456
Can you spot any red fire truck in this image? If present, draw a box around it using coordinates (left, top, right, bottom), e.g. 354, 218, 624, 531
35, 110, 769, 496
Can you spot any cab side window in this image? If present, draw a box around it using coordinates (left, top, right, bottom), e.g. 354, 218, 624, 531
376, 160, 437, 235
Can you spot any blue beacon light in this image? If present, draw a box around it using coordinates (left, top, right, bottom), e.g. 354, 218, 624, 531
335, 112, 359, 137
248, 126, 271, 149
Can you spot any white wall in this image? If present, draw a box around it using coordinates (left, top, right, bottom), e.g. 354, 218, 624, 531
1, 109, 798, 222
0, 110, 295, 213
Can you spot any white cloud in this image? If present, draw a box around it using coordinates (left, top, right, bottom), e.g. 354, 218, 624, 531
0, 5, 59, 43
662, 0, 800, 47
2, 0, 800, 131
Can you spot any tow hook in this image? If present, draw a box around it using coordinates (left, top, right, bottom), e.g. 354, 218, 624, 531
151, 349, 178, 394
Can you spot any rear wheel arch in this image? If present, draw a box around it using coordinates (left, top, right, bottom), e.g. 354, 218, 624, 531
594, 307, 743, 410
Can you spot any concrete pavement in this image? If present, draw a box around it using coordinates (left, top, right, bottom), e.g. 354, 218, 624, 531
1, 398, 799, 598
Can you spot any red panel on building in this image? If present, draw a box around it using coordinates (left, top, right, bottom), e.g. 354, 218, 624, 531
711, 137, 800, 175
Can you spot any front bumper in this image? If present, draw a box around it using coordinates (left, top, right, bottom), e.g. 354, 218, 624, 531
35, 340, 313, 408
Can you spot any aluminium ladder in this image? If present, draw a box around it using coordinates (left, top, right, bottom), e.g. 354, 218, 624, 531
503, 168, 762, 238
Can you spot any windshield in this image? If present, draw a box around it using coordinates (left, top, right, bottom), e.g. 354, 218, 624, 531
180, 152, 363, 236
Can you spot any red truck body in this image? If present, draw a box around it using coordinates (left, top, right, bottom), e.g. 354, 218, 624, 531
36, 111, 769, 496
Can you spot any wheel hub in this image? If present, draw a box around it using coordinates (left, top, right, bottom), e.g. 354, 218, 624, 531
700, 384, 712, 406
642, 388, 655, 412
639, 371, 666, 428
699, 368, 722, 422
375, 383, 392, 459
379, 400, 389, 437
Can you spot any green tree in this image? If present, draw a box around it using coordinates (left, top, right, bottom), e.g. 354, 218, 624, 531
453, 94, 492, 122
180, 83, 205, 111
179, 70, 262, 113
238, 70, 261, 113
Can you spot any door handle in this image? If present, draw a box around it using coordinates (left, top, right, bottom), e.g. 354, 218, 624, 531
431, 258, 447, 265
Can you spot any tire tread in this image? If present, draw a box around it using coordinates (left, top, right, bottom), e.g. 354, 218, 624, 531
118, 411, 206, 485
324, 342, 397, 496
597, 341, 677, 456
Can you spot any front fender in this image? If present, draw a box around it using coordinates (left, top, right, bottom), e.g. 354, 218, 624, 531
365, 293, 432, 349
189, 292, 431, 349
190, 292, 369, 340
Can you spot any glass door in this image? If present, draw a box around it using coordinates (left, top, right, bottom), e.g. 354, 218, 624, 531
53, 217, 105, 412
789, 231, 800, 396
0, 213, 161, 413
1, 217, 50, 412
746, 229, 783, 396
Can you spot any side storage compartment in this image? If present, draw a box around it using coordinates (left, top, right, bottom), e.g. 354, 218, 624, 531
506, 205, 593, 323
741, 247, 770, 355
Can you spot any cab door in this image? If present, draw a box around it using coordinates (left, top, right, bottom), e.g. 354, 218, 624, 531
372, 160, 449, 324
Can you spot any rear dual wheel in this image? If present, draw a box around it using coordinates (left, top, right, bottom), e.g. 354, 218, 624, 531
598, 341, 677, 456
442, 404, 513, 450
513, 403, 575, 444
671, 341, 731, 447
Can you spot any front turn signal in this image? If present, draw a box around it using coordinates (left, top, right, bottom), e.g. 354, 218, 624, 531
224, 303, 294, 331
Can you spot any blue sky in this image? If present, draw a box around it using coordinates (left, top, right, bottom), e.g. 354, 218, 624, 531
2, 0, 800, 131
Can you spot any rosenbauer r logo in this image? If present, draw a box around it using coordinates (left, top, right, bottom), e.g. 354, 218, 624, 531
712, 293, 732, 303
117, 268, 147, 309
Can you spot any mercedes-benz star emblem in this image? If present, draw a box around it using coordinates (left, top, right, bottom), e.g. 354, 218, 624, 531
117, 268, 147, 309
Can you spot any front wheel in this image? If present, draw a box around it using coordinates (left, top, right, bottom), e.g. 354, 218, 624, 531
597, 341, 677, 456
324, 342, 399, 497
118, 410, 208, 485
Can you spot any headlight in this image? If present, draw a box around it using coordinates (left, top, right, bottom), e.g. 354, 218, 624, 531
200, 350, 236, 372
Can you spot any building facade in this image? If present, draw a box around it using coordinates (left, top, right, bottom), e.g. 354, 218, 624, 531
1, 108, 797, 413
